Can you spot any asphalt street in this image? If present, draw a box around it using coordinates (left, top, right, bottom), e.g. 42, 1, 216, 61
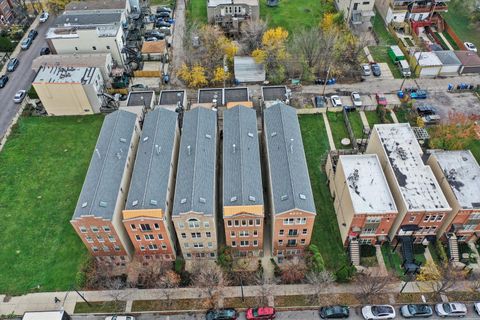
0, 17, 53, 139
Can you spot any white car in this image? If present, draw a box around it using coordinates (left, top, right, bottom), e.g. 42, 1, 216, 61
464, 41, 477, 52
435, 303, 467, 317
39, 11, 49, 22
13, 90, 26, 103
105, 316, 136, 320
362, 64, 371, 76
351, 92, 362, 107
362, 305, 396, 320
330, 95, 343, 108
474, 302, 480, 315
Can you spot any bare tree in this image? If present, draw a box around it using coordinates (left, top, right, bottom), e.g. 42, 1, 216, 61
355, 270, 392, 303
191, 261, 228, 309
255, 273, 275, 306
306, 270, 336, 305
280, 257, 307, 284
240, 19, 267, 54
426, 263, 465, 296
291, 28, 323, 70
159, 270, 181, 306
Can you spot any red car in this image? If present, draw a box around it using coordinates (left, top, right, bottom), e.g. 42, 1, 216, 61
246, 307, 276, 320
376, 93, 387, 106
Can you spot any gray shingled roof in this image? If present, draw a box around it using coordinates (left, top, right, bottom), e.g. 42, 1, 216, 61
125, 109, 178, 211
223, 106, 264, 212
263, 103, 316, 215
72, 110, 138, 220
172, 108, 217, 216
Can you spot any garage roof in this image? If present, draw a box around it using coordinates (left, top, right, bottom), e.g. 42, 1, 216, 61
454, 51, 480, 66
415, 52, 442, 66
434, 51, 461, 66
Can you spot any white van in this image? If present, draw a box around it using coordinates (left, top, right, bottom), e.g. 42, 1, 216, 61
23, 311, 70, 320
397, 60, 411, 77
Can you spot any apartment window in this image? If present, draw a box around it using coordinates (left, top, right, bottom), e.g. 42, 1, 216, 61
232, 241, 237, 247
240, 230, 249, 237
154, 223, 160, 230
287, 239, 297, 246
206, 232, 211, 238
471, 213, 480, 220
79, 226, 87, 233
114, 245, 120, 251
144, 234, 154, 240
464, 224, 476, 231
130, 224, 136, 230
191, 232, 201, 238
256, 219, 261, 226
249, 219, 254, 226
242, 220, 247, 226
423, 215, 430, 222
362, 228, 375, 235
227, 220, 233, 227
108, 235, 116, 242
253, 230, 258, 237
240, 240, 249, 247
184, 243, 190, 248
92, 246, 98, 252
193, 242, 204, 248
362, 1, 370, 4
178, 222, 185, 229
431, 226, 437, 233
186, 253, 192, 258
210, 253, 215, 258
91, 226, 99, 233
103, 246, 109, 252
231, 231, 236, 237
353, 3, 358, 10
86, 236, 93, 243
158, 234, 163, 240
97, 235, 105, 242
148, 244, 158, 250
234, 220, 240, 227
253, 240, 258, 246
102, 226, 111, 232
208, 242, 213, 248
409, 216, 415, 222
278, 240, 283, 245
288, 229, 298, 236
140, 224, 151, 231
302, 229, 308, 235
181, 233, 186, 238
135, 235, 141, 241
92, 46, 97, 50
436, 215, 444, 222
284, 218, 294, 225
301, 239, 306, 245
161, 243, 167, 249
279, 229, 284, 236
106, 45, 110, 49
140, 245, 145, 251
366, 217, 381, 223
188, 219, 200, 229
204, 221, 210, 228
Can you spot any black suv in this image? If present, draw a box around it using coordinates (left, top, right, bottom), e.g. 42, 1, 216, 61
145, 30, 165, 40
28, 29, 38, 40
206, 309, 238, 320
40, 47, 51, 55
0, 75, 9, 88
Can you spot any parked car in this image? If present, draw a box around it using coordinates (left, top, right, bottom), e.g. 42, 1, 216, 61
376, 93, 387, 106
104, 316, 135, 320
144, 37, 159, 42
474, 302, 480, 315
435, 303, 467, 317
351, 92, 362, 108
20, 37, 32, 50
145, 30, 166, 39
28, 29, 38, 40
246, 307, 276, 320
409, 90, 427, 99
13, 90, 26, 103
131, 83, 147, 90
40, 47, 51, 55
39, 11, 49, 22
400, 304, 433, 318
371, 63, 381, 76
416, 105, 437, 116
7, 58, 19, 72
362, 305, 396, 320
0, 74, 8, 88
314, 95, 326, 108
156, 11, 171, 18
206, 308, 238, 320
319, 305, 350, 319
155, 20, 171, 28
464, 41, 477, 52
421, 114, 441, 125
362, 64, 371, 76
156, 6, 172, 13
330, 95, 342, 108
158, 26, 171, 35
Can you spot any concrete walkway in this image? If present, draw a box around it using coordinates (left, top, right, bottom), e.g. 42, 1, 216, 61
170, 0, 186, 85
364, 46, 374, 63
375, 245, 388, 276
438, 32, 454, 51
390, 111, 399, 123
322, 112, 336, 150
359, 110, 370, 129
424, 246, 434, 263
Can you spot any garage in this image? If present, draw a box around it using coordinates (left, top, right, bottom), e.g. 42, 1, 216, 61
414, 52, 442, 78
455, 51, 480, 74
434, 51, 461, 76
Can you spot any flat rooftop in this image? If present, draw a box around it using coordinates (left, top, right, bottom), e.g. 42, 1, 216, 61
262, 86, 287, 102
32, 53, 111, 72
431, 150, 480, 209
224, 87, 249, 104
65, 0, 126, 11
374, 123, 450, 211
198, 88, 223, 104
159, 90, 185, 105
33, 66, 98, 84
339, 154, 397, 214
53, 12, 122, 27
127, 91, 155, 107
415, 52, 442, 66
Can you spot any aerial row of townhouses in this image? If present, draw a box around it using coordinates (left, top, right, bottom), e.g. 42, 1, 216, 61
70, 103, 317, 265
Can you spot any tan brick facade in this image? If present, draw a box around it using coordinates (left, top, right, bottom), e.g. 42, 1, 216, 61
173, 213, 218, 259
224, 214, 263, 257
272, 210, 315, 257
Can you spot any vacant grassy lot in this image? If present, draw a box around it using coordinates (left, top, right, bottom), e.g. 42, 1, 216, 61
0, 115, 104, 295
299, 115, 352, 279
443, 0, 480, 49
368, 46, 403, 79
371, 10, 396, 46
260, 0, 334, 33
186, 0, 208, 24
326, 112, 351, 149
365, 110, 382, 127
347, 111, 365, 138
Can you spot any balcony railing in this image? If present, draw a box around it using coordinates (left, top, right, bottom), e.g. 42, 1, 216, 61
287, 233, 299, 237
410, 5, 432, 13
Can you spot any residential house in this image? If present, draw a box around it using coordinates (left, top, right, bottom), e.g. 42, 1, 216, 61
335, 0, 375, 30
333, 154, 398, 246
223, 106, 264, 257
172, 108, 218, 259
428, 150, 480, 242
70, 110, 140, 265
375, 0, 449, 24
366, 123, 451, 244
207, 0, 259, 33
122, 109, 179, 261
32, 66, 105, 116
263, 103, 316, 259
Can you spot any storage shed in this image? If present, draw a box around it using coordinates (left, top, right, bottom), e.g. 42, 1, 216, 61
413, 52, 442, 78
434, 51, 461, 76
454, 51, 480, 74
234, 56, 265, 83
388, 45, 405, 62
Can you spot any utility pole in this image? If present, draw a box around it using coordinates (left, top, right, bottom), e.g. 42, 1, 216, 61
323, 65, 331, 111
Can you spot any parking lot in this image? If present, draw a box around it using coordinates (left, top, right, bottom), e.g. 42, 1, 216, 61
419, 90, 480, 119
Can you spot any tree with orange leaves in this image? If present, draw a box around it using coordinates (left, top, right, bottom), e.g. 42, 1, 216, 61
429, 112, 478, 150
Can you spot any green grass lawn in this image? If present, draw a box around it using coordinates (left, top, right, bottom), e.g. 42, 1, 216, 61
433, 32, 450, 50
443, 1, 480, 49
467, 140, 480, 163
150, 0, 175, 6
442, 32, 460, 50
299, 115, 352, 280
371, 10, 396, 46
186, 0, 208, 25
0, 115, 104, 295
347, 111, 365, 139
364, 111, 382, 127
326, 112, 351, 149
260, 0, 334, 33
368, 46, 403, 79
381, 244, 405, 279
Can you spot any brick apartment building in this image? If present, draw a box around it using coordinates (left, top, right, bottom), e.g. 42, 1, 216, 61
366, 123, 451, 244
122, 109, 180, 262
333, 154, 398, 246
223, 106, 264, 257
71, 110, 140, 265
263, 103, 316, 259
0, 0, 14, 25
172, 108, 218, 259
428, 150, 480, 242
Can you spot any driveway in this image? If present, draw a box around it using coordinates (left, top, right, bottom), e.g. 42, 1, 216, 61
0, 16, 53, 141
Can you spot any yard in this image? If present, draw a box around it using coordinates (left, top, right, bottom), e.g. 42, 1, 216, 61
443, 0, 480, 49
299, 115, 353, 280
381, 244, 405, 279
260, 0, 335, 33
326, 112, 351, 149
346, 111, 365, 138
186, 0, 208, 25
371, 9, 396, 46
368, 46, 403, 79
0, 115, 104, 295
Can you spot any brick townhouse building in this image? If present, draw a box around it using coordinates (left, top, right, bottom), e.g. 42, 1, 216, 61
172, 108, 218, 259
428, 150, 480, 243
366, 123, 451, 244
263, 103, 316, 259
122, 108, 180, 262
70, 110, 140, 265
223, 105, 264, 258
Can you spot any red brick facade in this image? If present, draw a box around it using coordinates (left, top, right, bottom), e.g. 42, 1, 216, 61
348, 213, 396, 245
224, 214, 263, 257
272, 210, 315, 257
398, 211, 448, 242
449, 210, 480, 242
